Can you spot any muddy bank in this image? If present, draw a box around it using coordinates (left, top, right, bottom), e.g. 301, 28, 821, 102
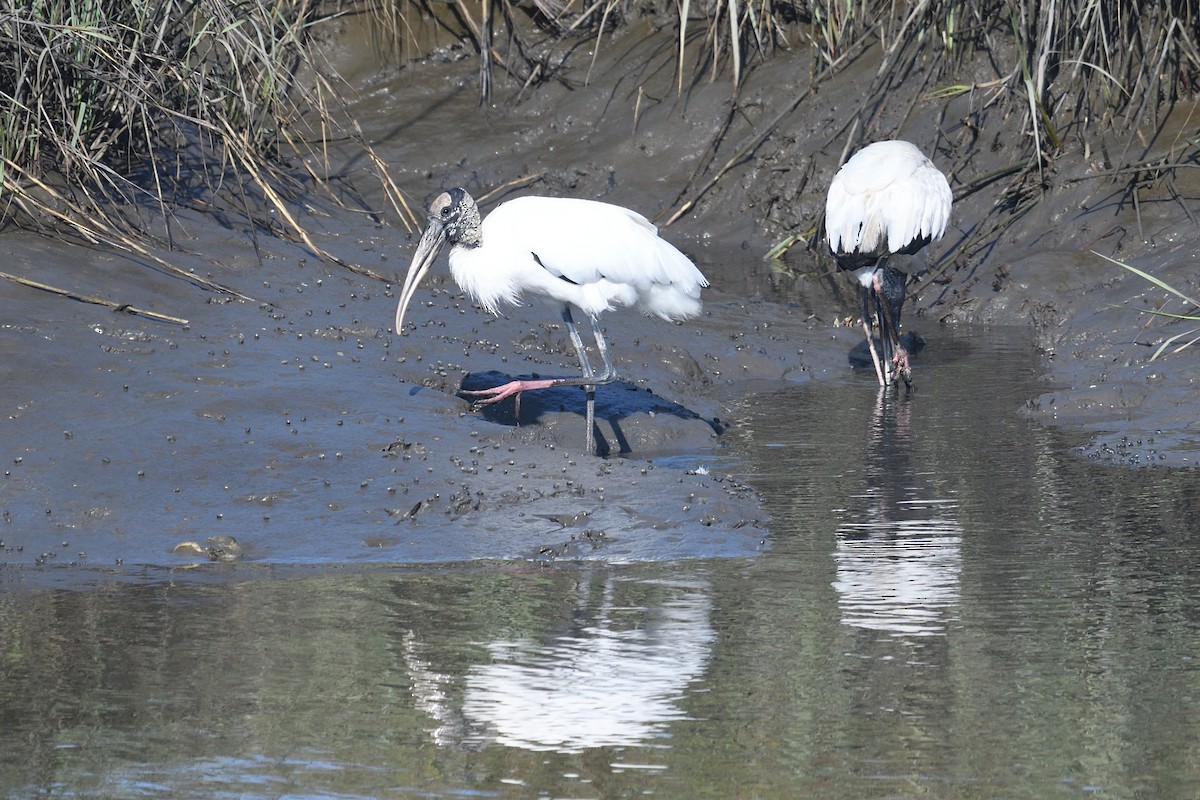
3, 213, 813, 578
3, 20, 1198, 582
336, 18, 1199, 466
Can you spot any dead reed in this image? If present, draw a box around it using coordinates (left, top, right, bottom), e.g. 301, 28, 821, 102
0, 0, 414, 293
2, 0, 1197, 303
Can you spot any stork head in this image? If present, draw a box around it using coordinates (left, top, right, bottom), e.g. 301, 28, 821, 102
394, 188, 481, 335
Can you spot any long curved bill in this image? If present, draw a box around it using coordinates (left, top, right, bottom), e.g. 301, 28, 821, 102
394, 220, 448, 335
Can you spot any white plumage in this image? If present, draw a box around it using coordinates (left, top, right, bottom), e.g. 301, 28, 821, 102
825, 140, 952, 388
445, 196, 705, 322
394, 187, 708, 454
826, 140, 952, 259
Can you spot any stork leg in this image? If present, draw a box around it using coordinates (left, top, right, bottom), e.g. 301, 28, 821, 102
458, 306, 617, 455
561, 307, 598, 454
559, 308, 619, 453
875, 290, 901, 388
861, 287, 887, 386
875, 265, 913, 389
873, 285, 896, 386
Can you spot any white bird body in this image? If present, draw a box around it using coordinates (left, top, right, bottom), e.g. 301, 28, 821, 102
824, 140, 952, 388
394, 188, 708, 454
825, 140, 952, 263
446, 196, 706, 322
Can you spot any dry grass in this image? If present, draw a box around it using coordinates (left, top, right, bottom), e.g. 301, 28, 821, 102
0, 0, 416, 293
428, 0, 1198, 146
3, 0, 1198, 308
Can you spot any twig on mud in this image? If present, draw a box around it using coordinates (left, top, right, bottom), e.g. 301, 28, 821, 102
1062, 161, 1200, 181
952, 162, 1030, 201
477, 174, 546, 205
358, 144, 421, 234
343, 116, 422, 236
0, 271, 190, 325
661, 86, 814, 226
2, 156, 254, 302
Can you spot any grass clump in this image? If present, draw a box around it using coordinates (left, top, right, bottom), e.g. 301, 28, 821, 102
427, 0, 1199, 150
0, 0, 412, 291
1100, 251, 1200, 360
2, 0, 1198, 303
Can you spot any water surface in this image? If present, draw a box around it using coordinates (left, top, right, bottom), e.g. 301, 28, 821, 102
3, 328, 1199, 799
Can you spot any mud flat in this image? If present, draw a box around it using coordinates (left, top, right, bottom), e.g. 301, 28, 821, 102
4, 23, 1198, 581
2, 218, 803, 577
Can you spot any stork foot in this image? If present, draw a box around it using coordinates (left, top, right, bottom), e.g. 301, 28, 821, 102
459, 378, 560, 406
890, 346, 914, 390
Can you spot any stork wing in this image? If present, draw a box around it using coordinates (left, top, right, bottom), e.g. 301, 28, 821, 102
483, 197, 707, 293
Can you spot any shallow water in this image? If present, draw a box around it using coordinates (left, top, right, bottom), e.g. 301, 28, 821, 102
3, 328, 1199, 799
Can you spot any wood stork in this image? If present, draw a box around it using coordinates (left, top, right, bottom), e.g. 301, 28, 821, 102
394, 187, 708, 454
825, 140, 952, 388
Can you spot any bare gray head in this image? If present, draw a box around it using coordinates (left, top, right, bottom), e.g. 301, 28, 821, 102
394, 187, 482, 334
427, 187, 482, 248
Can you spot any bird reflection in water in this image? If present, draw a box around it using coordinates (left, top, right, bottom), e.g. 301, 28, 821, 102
832, 389, 963, 637
399, 574, 715, 754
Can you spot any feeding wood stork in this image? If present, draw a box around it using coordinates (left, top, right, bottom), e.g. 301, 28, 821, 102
394, 187, 708, 454
825, 140, 952, 388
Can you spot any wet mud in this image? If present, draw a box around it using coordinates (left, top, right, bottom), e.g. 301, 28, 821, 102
2, 219, 803, 576
3, 22, 1198, 579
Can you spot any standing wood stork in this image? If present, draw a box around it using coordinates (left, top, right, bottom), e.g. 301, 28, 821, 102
825, 140, 952, 388
394, 187, 708, 454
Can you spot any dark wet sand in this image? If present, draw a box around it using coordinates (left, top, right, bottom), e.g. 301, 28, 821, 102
2, 219, 799, 575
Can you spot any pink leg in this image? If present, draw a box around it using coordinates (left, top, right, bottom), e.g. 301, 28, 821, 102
459, 308, 614, 455
460, 378, 560, 406
861, 319, 886, 386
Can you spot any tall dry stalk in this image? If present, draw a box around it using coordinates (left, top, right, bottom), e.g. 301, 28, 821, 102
3, 0, 1197, 286
0, 0, 414, 281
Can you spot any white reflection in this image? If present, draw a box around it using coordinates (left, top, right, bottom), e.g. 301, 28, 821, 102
833, 391, 963, 637
405, 576, 715, 754
834, 507, 963, 636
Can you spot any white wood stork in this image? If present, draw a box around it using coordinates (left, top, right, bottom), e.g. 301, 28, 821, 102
825, 140, 952, 388
394, 187, 708, 454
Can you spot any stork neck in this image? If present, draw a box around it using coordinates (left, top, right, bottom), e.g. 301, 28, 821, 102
456, 204, 483, 248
